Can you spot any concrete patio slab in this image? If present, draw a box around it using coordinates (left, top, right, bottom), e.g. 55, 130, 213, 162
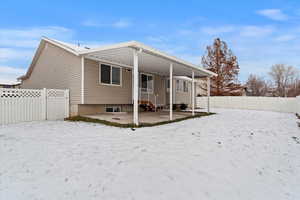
84, 111, 194, 124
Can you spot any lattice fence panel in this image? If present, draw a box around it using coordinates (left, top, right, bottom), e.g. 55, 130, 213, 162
0, 88, 69, 125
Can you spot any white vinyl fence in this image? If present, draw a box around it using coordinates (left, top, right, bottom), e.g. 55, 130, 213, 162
197, 96, 300, 114
0, 88, 69, 125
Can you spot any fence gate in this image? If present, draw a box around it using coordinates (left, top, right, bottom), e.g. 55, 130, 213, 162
0, 88, 69, 125
46, 89, 69, 120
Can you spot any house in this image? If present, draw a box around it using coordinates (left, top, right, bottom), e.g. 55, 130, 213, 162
0, 82, 21, 89
19, 37, 216, 125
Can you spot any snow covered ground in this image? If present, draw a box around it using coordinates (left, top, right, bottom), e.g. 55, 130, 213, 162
1, 109, 300, 200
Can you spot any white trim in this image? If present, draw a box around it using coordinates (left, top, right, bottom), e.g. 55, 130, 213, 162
86, 55, 133, 69
192, 71, 195, 116
79, 41, 217, 77
99, 63, 122, 87
20, 38, 216, 81
169, 63, 173, 120
133, 50, 139, 126
81, 56, 85, 104
42, 37, 80, 56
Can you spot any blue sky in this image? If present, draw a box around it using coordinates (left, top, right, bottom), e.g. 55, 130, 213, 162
1, 0, 300, 83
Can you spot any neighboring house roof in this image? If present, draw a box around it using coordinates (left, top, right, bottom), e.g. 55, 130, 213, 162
19, 37, 217, 80
0, 81, 21, 85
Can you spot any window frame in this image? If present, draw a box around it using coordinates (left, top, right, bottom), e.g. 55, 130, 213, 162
175, 79, 189, 93
105, 106, 121, 113
183, 81, 189, 92
99, 63, 122, 86
176, 79, 182, 92
139, 73, 154, 94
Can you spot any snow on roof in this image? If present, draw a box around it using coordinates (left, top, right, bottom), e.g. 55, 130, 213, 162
0, 80, 21, 85
43, 37, 89, 53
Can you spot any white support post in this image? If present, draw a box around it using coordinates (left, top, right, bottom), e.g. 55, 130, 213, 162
207, 77, 210, 113
169, 63, 173, 120
192, 71, 195, 116
133, 50, 139, 126
81, 56, 85, 104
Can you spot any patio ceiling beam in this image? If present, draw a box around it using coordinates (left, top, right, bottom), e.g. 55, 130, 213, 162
85, 55, 133, 69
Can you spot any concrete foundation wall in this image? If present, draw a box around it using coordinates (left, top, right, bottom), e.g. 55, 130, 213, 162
77, 104, 133, 115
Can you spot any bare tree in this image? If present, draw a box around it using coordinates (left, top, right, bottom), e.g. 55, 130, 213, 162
269, 64, 299, 97
287, 79, 300, 97
202, 38, 243, 96
246, 74, 268, 96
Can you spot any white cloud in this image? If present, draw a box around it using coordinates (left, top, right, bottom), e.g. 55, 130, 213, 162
257, 9, 288, 21
239, 26, 274, 37
0, 26, 74, 48
112, 19, 131, 28
0, 48, 33, 61
146, 36, 169, 43
0, 66, 26, 74
274, 34, 297, 42
82, 19, 131, 28
201, 26, 235, 35
0, 66, 26, 84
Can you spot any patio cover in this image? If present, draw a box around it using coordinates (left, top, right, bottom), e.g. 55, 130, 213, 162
79, 41, 216, 78
78, 41, 216, 125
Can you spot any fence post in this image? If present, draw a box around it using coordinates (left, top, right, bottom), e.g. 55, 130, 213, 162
297, 96, 300, 115
42, 88, 47, 120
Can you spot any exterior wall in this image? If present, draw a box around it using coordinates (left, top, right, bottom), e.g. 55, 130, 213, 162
84, 58, 166, 106
196, 96, 299, 113
84, 59, 132, 104
21, 42, 82, 105
78, 104, 133, 115
166, 79, 194, 107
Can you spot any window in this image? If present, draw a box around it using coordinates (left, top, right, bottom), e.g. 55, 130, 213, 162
166, 79, 170, 89
140, 73, 153, 93
183, 81, 188, 92
176, 80, 189, 92
100, 64, 121, 86
106, 106, 121, 112
176, 80, 180, 91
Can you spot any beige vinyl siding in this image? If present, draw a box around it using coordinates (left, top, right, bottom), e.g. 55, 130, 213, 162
175, 82, 192, 106
21, 42, 82, 105
166, 79, 193, 106
84, 58, 167, 105
84, 59, 132, 104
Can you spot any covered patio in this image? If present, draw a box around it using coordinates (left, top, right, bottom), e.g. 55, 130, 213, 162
83, 110, 206, 125
80, 41, 216, 125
